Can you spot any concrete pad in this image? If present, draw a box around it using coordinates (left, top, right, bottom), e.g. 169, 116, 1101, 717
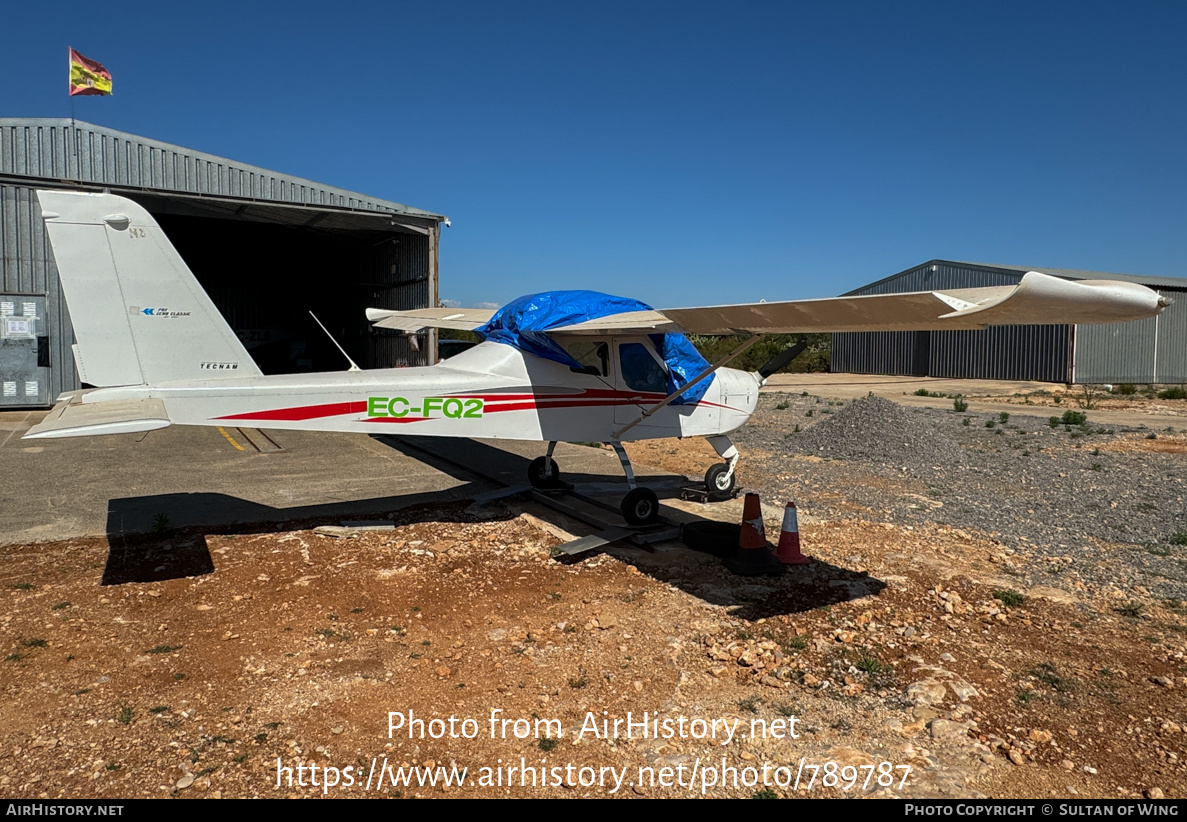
0, 412, 484, 545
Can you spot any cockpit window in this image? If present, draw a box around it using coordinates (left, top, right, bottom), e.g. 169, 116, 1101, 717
566, 341, 609, 376
619, 342, 667, 393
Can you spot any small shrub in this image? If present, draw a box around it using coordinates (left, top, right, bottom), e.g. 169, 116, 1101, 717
994, 589, 1025, 607
117, 706, 134, 725
953, 396, 968, 412
1157, 386, 1187, 400
752, 789, 779, 799
52, 601, 70, 610
737, 695, 761, 713
149, 705, 170, 714
1115, 383, 1137, 395
962, 417, 970, 426
1091, 463, 1102, 471
568, 675, 588, 689
856, 656, 882, 674
1048, 417, 1060, 428
805, 409, 813, 417
1061, 410, 1087, 426
775, 402, 789, 410
538, 737, 558, 752
914, 388, 931, 396
985, 419, 995, 428
1031, 662, 1073, 692
1115, 601, 1145, 618
152, 513, 171, 534
21, 638, 47, 648
999, 411, 1010, 423
1170, 532, 1187, 546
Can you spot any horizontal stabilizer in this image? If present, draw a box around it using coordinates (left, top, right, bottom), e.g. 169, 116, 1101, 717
24, 394, 171, 439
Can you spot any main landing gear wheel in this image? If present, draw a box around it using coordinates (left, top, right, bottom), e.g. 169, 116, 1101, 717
704, 463, 736, 501
527, 456, 563, 489
620, 487, 659, 526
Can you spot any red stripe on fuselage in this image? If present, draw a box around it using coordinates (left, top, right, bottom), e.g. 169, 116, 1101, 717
210, 390, 741, 424
215, 401, 368, 421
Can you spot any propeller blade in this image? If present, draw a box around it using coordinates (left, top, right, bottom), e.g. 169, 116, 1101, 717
757, 339, 809, 379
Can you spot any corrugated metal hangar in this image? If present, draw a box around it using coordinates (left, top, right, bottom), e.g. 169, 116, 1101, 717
832, 260, 1187, 385
0, 117, 445, 408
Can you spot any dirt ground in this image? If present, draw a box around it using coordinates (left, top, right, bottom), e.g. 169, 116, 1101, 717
1, 394, 1184, 800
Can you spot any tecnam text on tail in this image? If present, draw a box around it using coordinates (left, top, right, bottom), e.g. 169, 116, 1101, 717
26, 191, 1170, 524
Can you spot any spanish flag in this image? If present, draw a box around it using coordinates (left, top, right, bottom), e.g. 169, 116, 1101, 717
68, 48, 112, 96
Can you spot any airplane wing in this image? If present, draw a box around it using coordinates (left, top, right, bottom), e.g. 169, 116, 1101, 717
546, 272, 1168, 336
365, 307, 495, 333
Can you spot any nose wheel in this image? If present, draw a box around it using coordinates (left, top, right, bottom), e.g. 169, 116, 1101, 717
704, 463, 737, 500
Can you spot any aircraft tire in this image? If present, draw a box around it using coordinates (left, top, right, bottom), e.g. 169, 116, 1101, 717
621, 487, 659, 525
704, 463, 736, 500
528, 456, 562, 489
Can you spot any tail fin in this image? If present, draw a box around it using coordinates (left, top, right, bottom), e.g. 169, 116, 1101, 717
37, 190, 262, 386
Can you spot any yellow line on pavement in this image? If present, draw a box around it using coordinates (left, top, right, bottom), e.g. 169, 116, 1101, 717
216, 426, 245, 451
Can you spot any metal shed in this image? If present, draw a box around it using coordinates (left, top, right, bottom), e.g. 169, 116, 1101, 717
0, 117, 446, 408
831, 260, 1187, 385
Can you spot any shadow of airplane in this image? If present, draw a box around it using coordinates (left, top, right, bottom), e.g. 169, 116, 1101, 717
101, 483, 486, 586
100, 435, 887, 618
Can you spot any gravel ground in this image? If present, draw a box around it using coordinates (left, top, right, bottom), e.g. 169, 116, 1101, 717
736, 393, 1187, 600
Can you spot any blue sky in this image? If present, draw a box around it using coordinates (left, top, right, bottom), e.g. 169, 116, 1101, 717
5, 2, 1185, 308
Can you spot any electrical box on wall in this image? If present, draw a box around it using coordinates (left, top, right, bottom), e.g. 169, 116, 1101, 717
0, 295, 49, 407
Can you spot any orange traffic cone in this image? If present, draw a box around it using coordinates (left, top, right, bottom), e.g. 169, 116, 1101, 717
725, 493, 786, 577
775, 501, 811, 565
739, 492, 767, 549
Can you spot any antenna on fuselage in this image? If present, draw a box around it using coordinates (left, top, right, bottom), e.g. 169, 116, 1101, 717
309, 311, 362, 372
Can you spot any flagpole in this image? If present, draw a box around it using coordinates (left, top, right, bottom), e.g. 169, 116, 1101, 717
67, 47, 77, 180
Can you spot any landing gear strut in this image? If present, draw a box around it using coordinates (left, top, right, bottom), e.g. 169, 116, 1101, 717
526, 441, 660, 526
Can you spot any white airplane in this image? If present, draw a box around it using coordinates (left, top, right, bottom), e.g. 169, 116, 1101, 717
25, 191, 1169, 525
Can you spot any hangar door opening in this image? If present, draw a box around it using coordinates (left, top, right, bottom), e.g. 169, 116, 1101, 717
132, 195, 435, 375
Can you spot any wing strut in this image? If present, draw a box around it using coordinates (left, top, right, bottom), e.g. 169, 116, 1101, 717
612, 334, 766, 439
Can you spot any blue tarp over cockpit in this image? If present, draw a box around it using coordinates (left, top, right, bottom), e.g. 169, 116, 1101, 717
475, 290, 713, 405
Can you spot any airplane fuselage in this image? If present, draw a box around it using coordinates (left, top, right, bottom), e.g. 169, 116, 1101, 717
75, 338, 760, 443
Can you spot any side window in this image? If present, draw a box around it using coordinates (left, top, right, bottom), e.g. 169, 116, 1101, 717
619, 342, 667, 393
566, 341, 608, 376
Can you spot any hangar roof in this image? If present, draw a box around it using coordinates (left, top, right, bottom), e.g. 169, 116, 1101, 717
0, 117, 445, 226
956, 261, 1187, 290
849, 259, 1187, 296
